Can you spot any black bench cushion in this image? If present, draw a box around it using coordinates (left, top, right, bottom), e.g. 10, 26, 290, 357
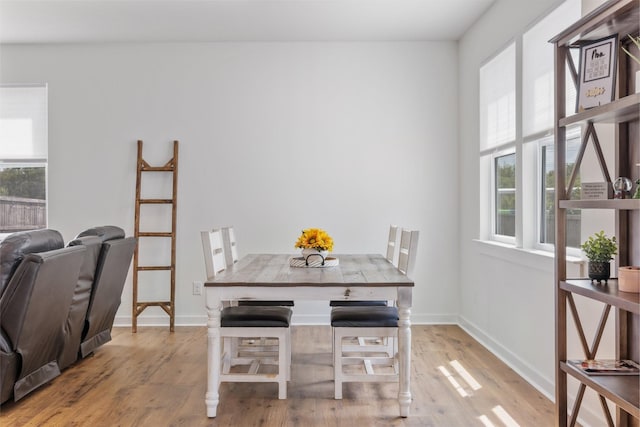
221, 306, 292, 327
331, 306, 399, 327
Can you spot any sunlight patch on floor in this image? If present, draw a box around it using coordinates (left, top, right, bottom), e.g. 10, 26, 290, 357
478, 407, 521, 427
492, 405, 520, 427
450, 359, 482, 391
437, 365, 468, 397
478, 414, 497, 426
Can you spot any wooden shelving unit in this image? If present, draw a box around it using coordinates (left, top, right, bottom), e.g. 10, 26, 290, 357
551, 0, 640, 426
558, 93, 640, 127
560, 199, 640, 209
560, 279, 640, 321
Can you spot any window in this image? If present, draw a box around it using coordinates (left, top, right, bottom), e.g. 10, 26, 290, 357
479, 0, 581, 249
480, 42, 516, 241
494, 151, 516, 238
480, 43, 516, 151
523, 0, 580, 250
538, 128, 581, 248
0, 85, 48, 234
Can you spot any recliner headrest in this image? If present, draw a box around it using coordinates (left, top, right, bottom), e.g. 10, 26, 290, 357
68, 235, 103, 249
0, 229, 64, 296
76, 226, 125, 242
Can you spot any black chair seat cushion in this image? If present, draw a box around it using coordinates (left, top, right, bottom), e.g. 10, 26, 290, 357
331, 306, 399, 327
329, 300, 387, 307
221, 306, 292, 327
238, 300, 294, 307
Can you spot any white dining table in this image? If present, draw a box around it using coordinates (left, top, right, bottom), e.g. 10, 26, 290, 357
204, 253, 414, 418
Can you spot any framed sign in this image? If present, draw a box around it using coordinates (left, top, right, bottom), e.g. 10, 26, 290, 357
576, 34, 618, 112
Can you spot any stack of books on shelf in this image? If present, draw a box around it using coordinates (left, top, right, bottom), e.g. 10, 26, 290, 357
568, 359, 640, 376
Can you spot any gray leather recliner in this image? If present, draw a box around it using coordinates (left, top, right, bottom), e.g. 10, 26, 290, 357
75, 226, 136, 358
58, 235, 104, 370
0, 229, 86, 403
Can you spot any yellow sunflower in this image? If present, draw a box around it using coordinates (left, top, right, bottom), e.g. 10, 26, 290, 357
294, 228, 334, 252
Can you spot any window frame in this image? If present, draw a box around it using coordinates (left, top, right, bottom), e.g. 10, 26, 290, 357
491, 147, 517, 245
537, 136, 555, 253
0, 84, 49, 237
479, 0, 583, 254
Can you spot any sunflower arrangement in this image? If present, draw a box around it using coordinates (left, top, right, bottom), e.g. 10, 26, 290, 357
294, 228, 334, 252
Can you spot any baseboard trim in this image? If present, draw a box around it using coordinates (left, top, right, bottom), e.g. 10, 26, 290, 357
114, 312, 460, 327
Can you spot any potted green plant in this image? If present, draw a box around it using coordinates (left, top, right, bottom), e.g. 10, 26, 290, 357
581, 231, 617, 283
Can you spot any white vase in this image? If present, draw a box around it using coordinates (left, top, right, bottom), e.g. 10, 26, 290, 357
301, 248, 328, 260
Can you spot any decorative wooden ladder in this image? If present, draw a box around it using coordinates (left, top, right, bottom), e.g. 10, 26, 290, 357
132, 140, 179, 332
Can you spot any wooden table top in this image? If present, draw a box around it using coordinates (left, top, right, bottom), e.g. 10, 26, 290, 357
204, 253, 414, 287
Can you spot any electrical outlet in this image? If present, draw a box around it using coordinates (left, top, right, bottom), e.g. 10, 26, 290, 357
192, 281, 202, 295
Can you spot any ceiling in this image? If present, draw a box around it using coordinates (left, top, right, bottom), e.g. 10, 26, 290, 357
0, 0, 495, 43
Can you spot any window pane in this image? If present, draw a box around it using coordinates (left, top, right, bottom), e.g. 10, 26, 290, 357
540, 131, 581, 247
0, 86, 48, 159
495, 153, 516, 237
523, 0, 580, 137
0, 165, 47, 232
480, 43, 516, 150
0, 84, 48, 233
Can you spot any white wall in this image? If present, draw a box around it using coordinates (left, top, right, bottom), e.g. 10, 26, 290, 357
0, 41, 459, 325
458, 0, 613, 425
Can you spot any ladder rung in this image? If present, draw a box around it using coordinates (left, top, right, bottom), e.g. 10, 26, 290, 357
139, 199, 174, 204
135, 301, 173, 316
138, 232, 173, 237
140, 166, 175, 172
136, 301, 172, 307
136, 266, 173, 271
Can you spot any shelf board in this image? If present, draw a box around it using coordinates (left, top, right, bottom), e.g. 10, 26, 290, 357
561, 279, 640, 314
559, 93, 640, 127
559, 199, 640, 209
561, 361, 640, 418
551, 0, 639, 45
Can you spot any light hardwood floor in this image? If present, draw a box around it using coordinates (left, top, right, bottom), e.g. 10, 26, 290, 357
0, 325, 555, 426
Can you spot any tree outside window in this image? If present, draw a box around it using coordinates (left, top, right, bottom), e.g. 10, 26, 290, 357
495, 153, 516, 237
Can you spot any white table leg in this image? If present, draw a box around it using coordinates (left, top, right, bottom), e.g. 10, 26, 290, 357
205, 290, 222, 417
397, 288, 412, 417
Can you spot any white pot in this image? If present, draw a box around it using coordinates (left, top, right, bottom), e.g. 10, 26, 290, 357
301, 248, 328, 260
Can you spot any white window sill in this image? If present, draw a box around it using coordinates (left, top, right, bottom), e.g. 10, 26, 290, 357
473, 239, 585, 272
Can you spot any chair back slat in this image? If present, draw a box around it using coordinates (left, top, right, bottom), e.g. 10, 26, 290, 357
397, 229, 419, 278
221, 226, 239, 268
201, 229, 226, 279
385, 225, 399, 265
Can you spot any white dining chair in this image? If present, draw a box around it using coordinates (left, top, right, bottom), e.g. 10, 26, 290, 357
201, 229, 227, 280
329, 224, 399, 308
331, 228, 419, 399
221, 226, 294, 307
397, 229, 419, 278
330, 225, 402, 354
200, 229, 291, 399
221, 226, 239, 268
386, 224, 399, 265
